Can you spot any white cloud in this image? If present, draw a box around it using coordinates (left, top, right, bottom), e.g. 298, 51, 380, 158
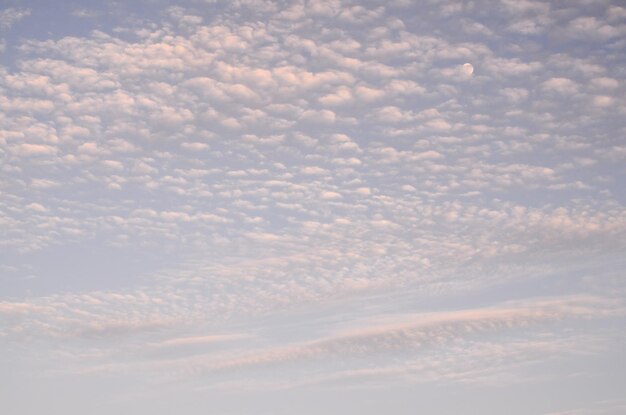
320, 191, 342, 200
542, 77, 579, 94
14, 143, 57, 156
0, 8, 30, 30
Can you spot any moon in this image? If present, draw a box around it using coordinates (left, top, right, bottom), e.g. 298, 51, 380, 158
462, 63, 474, 75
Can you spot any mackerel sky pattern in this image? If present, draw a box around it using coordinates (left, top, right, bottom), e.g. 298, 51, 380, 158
1, 1, 626, 414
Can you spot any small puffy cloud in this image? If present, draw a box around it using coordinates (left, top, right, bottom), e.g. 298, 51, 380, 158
132, 160, 158, 175
319, 87, 353, 106
501, 87, 529, 102
0, 8, 30, 30
591, 95, 614, 107
14, 143, 57, 156
300, 109, 336, 124
26, 203, 47, 212
607, 6, 626, 22
507, 17, 551, 35
425, 119, 452, 131
30, 179, 60, 188
483, 57, 542, 76
301, 166, 328, 175
590, 77, 620, 90
181, 142, 210, 151
78, 142, 102, 155
564, 16, 624, 41
320, 191, 342, 200
542, 77, 579, 94
221, 117, 241, 129
354, 85, 386, 101
101, 160, 124, 170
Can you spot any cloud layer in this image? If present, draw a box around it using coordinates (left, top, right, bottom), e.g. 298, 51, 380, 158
1, 1, 625, 414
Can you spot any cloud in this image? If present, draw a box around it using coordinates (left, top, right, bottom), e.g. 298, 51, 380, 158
35, 295, 621, 388
14, 143, 57, 156
0, 8, 30, 31
320, 191, 342, 200
156, 333, 252, 348
0, 1, 625, 409
542, 77, 579, 94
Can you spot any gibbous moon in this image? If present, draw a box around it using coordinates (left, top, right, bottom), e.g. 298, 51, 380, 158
462, 63, 474, 75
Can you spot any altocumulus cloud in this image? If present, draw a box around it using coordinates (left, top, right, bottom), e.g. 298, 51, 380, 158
1, 1, 626, 415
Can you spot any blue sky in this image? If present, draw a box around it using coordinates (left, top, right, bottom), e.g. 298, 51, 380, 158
1, 1, 626, 414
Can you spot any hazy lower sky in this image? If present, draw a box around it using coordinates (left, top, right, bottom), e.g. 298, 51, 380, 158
1, 1, 625, 414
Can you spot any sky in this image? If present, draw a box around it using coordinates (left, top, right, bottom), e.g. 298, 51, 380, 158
1, 0, 625, 414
